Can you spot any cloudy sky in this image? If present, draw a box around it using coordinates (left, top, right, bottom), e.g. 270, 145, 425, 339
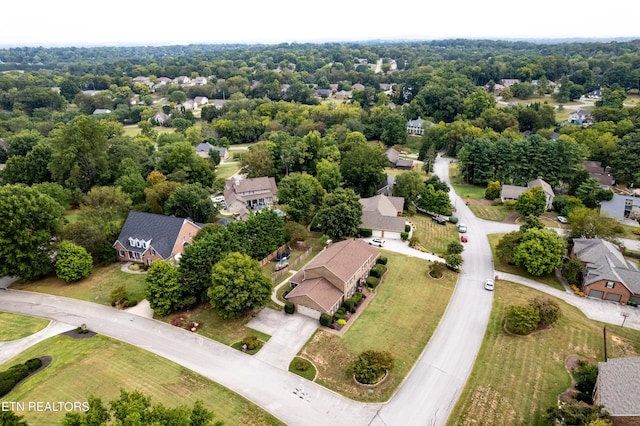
2, 0, 638, 47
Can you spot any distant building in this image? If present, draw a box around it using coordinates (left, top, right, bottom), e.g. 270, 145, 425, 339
500, 177, 555, 210
406, 117, 426, 135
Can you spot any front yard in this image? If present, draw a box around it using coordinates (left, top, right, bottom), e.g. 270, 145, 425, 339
299, 251, 457, 401
409, 212, 460, 255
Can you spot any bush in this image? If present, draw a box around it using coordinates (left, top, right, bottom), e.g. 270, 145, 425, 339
400, 231, 409, 240
448, 216, 459, 224
529, 296, 561, 326
350, 292, 363, 305
25, 358, 42, 372
242, 335, 260, 350
573, 360, 598, 398
350, 350, 394, 384
295, 359, 310, 371
447, 241, 463, 254
110, 285, 129, 306
359, 228, 373, 238
407, 205, 417, 216
370, 265, 386, 278
628, 300, 638, 307
337, 319, 347, 325
485, 181, 502, 200
319, 313, 332, 327
127, 300, 138, 307
562, 257, 584, 285
284, 302, 295, 314
505, 304, 540, 335
408, 236, 420, 247
576, 392, 593, 404
376, 256, 388, 265
504, 199, 516, 210
366, 276, 380, 288
430, 261, 446, 278
342, 299, 355, 313
491, 200, 504, 206
405, 224, 411, 233
0, 379, 14, 397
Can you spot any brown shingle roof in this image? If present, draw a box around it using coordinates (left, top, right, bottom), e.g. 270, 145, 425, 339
359, 195, 406, 232
286, 277, 343, 312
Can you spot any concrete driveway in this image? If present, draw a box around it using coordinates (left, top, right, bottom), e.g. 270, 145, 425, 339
247, 308, 318, 369
0, 320, 75, 364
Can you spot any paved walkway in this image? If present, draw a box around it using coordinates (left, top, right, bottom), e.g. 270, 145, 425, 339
0, 320, 76, 364
124, 299, 154, 318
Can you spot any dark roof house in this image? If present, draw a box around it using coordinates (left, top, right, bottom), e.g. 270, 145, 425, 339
359, 195, 406, 238
595, 357, 640, 425
385, 148, 413, 169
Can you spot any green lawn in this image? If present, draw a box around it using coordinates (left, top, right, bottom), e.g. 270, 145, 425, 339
216, 162, 241, 179
10, 264, 147, 306
487, 233, 564, 290
0, 312, 50, 341
300, 251, 457, 401
409, 212, 460, 255
448, 280, 640, 426
122, 124, 175, 137
449, 163, 486, 199
2, 334, 282, 426
467, 203, 514, 222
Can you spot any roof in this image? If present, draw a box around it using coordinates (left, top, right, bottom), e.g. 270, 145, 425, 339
377, 174, 395, 190
407, 117, 424, 128
527, 178, 554, 198
291, 239, 379, 284
360, 195, 403, 216
600, 194, 640, 220
114, 211, 201, 259
597, 357, 640, 416
501, 185, 528, 200
286, 277, 343, 313
385, 148, 400, 163
195, 142, 216, 153
232, 176, 277, 195
573, 238, 640, 294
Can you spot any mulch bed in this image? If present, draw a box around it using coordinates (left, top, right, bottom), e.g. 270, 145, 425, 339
60, 329, 97, 339
559, 355, 595, 402
170, 314, 202, 332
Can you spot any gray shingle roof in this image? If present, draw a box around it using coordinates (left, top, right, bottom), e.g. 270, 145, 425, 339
114, 211, 200, 259
597, 357, 640, 416
573, 238, 640, 294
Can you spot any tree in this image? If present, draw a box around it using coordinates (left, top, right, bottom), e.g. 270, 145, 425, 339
447, 241, 464, 254
207, 252, 272, 319
284, 221, 310, 242
573, 360, 599, 400
316, 188, 362, 240
519, 215, 544, 233
32, 182, 73, 210
393, 171, 424, 210
609, 131, 640, 185
340, 144, 387, 196
0, 185, 64, 279
545, 403, 610, 426
380, 114, 407, 147
48, 116, 110, 192
350, 350, 394, 384
567, 207, 623, 241
277, 173, 326, 224
240, 142, 275, 178
485, 181, 501, 200
164, 183, 217, 223
496, 231, 523, 264
0, 410, 28, 426
145, 179, 181, 214
575, 178, 613, 208
529, 296, 561, 327
245, 209, 286, 260
417, 184, 452, 215
55, 241, 93, 283
562, 256, 584, 285
514, 229, 565, 276
445, 253, 463, 271
515, 186, 547, 217
315, 158, 342, 192
505, 304, 540, 335
145, 260, 194, 316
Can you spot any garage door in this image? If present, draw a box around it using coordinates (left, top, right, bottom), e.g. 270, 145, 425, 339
630, 296, 640, 305
296, 304, 321, 320
588, 290, 604, 299
605, 293, 622, 302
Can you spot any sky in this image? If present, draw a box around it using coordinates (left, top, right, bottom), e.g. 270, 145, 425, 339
2, 0, 639, 47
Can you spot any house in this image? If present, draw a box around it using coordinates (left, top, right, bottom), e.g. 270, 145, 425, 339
384, 147, 414, 170
113, 211, 201, 265
500, 177, 555, 210
223, 176, 278, 220
600, 194, 640, 221
359, 195, 406, 239
151, 112, 171, 126
193, 96, 209, 109
588, 88, 602, 99
81, 90, 100, 96
193, 77, 208, 85
406, 117, 426, 135
569, 109, 592, 125
376, 174, 395, 196
172, 76, 191, 85
92, 108, 112, 115
500, 78, 520, 88
195, 142, 229, 160
571, 238, 640, 305
315, 88, 332, 98
594, 357, 640, 425
351, 83, 365, 90
334, 90, 352, 100
285, 239, 380, 319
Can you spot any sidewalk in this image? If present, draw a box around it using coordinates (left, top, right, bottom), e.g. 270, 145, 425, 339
0, 320, 76, 364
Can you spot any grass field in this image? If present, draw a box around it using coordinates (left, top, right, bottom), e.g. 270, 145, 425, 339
487, 233, 564, 290
300, 251, 457, 401
216, 162, 241, 179
122, 124, 175, 137
409, 212, 460, 255
0, 312, 49, 341
467, 202, 514, 222
448, 280, 640, 426
10, 264, 147, 306
2, 334, 282, 426
449, 163, 486, 199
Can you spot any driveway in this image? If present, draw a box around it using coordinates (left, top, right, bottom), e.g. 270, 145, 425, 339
379, 238, 443, 262
0, 320, 75, 365
247, 308, 318, 370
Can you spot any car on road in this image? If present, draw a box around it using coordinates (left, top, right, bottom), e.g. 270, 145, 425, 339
368, 238, 386, 247
458, 223, 467, 233
484, 278, 495, 291
460, 235, 468, 243
557, 216, 568, 224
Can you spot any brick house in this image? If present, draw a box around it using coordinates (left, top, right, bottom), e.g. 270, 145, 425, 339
359, 195, 406, 239
285, 239, 380, 319
571, 238, 640, 305
223, 176, 278, 220
113, 211, 201, 265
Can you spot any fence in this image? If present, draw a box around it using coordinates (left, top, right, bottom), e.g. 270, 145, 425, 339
260, 241, 293, 267
271, 247, 312, 282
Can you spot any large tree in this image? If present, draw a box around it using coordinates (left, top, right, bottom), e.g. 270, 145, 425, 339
575, 178, 614, 208
380, 114, 407, 147
609, 131, 640, 185
207, 252, 272, 319
393, 171, 424, 209
514, 228, 565, 276
340, 144, 387, 196
316, 188, 362, 240
145, 260, 194, 316
315, 158, 342, 192
240, 142, 275, 178
55, 241, 93, 283
164, 183, 217, 223
0, 185, 65, 279
515, 186, 547, 217
567, 207, 623, 241
276, 172, 326, 224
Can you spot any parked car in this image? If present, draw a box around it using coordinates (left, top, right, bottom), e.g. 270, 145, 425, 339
460, 235, 468, 243
432, 215, 447, 225
557, 216, 568, 224
484, 278, 495, 291
368, 238, 386, 247
458, 223, 467, 233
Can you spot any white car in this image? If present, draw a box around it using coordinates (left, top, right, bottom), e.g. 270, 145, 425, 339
557, 216, 568, 224
368, 238, 385, 247
484, 278, 495, 291
458, 223, 467, 233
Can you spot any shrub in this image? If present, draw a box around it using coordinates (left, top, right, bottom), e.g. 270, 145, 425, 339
319, 313, 332, 327
366, 276, 380, 288
127, 300, 138, 307
485, 181, 502, 200
529, 296, 561, 326
0, 379, 15, 397
407, 205, 417, 216
405, 224, 411, 233
359, 228, 373, 238
284, 302, 295, 314
491, 200, 504, 206
445, 253, 463, 271
350, 292, 363, 305
430, 261, 446, 278
633, 228, 640, 236
400, 231, 409, 240
576, 392, 593, 404
242, 335, 260, 350
350, 350, 394, 384
503, 199, 516, 210
562, 257, 584, 285
342, 299, 355, 313
337, 319, 347, 325
628, 300, 638, 307
376, 256, 387, 265
447, 241, 463, 254
295, 359, 310, 371
25, 358, 42, 372
505, 304, 540, 335
369, 268, 381, 278
573, 360, 598, 398
448, 216, 459, 224
373, 264, 386, 276
110, 285, 129, 306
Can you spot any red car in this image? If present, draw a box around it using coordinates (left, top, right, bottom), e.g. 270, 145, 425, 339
460, 235, 468, 243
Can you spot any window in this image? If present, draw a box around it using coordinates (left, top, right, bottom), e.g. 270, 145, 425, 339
605, 281, 615, 289
118, 250, 124, 257
150, 249, 156, 256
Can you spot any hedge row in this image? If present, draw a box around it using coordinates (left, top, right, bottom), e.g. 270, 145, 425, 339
0, 358, 42, 397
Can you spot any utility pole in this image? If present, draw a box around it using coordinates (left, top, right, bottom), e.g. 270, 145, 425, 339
603, 326, 608, 362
